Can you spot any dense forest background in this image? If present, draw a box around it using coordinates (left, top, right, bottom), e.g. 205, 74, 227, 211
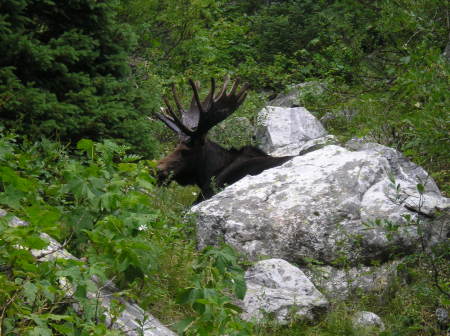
0, 0, 449, 335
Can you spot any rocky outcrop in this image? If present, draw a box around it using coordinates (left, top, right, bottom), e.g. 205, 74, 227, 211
193, 99, 449, 322
192, 143, 449, 302
193, 144, 448, 264
269, 134, 338, 157
256, 106, 328, 155
241, 259, 328, 324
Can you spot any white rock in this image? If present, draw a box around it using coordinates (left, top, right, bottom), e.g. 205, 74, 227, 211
256, 106, 327, 154
352, 311, 385, 331
241, 259, 328, 324
270, 135, 339, 157
192, 144, 449, 300
436, 307, 449, 327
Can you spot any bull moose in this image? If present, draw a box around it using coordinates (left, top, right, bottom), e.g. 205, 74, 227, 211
155, 76, 292, 203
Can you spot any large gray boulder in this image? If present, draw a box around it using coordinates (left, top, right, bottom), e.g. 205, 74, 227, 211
256, 106, 329, 155
269, 135, 338, 157
192, 143, 449, 297
241, 259, 328, 324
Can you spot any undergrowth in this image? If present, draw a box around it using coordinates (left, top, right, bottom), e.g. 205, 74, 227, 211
0, 132, 247, 335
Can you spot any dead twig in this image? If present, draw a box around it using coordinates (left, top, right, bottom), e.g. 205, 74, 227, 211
0, 290, 19, 335
33, 231, 74, 260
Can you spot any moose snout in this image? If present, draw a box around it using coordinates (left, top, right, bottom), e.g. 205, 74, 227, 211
155, 162, 173, 186
155, 169, 167, 185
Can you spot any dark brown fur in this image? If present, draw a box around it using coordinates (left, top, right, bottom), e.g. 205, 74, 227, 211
157, 138, 292, 203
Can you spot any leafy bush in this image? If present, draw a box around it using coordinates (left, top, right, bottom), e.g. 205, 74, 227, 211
0, 132, 254, 334
176, 245, 253, 335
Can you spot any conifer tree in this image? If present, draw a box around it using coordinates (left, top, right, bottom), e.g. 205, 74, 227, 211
0, 0, 160, 156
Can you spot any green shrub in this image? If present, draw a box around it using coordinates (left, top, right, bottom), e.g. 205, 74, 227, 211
0, 132, 253, 334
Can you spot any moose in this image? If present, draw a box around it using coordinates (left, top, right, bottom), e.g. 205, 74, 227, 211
155, 76, 292, 203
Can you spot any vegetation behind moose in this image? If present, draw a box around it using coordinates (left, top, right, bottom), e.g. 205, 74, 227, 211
155, 76, 292, 203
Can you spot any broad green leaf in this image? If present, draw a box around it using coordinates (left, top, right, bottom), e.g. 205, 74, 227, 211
50, 323, 75, 335
23, 235, 49, 250
416, 183, 425, 194
174, 317, 196, 334
233, 278, 246, 300
77, 139, 95, 159
28, 326, 52, 336
23, 281, 38, 304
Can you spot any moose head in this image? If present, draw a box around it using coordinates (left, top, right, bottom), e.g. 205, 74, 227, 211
155, 76, 292, 203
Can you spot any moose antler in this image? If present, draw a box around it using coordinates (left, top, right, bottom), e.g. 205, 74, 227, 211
156, 76, 249, 140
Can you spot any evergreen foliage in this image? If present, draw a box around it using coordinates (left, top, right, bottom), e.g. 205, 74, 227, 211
0, 0, 162, 157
